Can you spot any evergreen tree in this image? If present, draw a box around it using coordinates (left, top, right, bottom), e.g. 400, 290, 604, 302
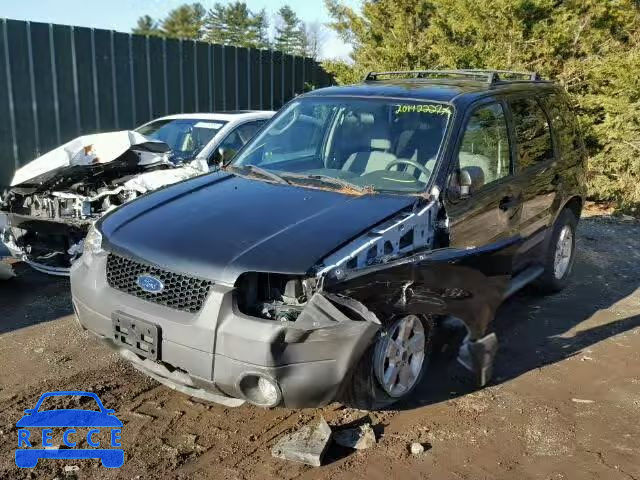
132, 15, 162, 37
254, 9, 270, 49
205, 1, 269, 48
325, 0, 640, 212
161, 3, 206, 40
274, 5, 308, 56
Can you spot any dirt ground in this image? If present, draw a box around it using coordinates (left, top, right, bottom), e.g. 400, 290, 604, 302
0, 216, 639, 480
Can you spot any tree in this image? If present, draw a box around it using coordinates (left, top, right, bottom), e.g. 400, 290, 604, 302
161, 3, 206, 40
132, 15, 162, 36
274, 5, 308, 56
325, 0, 436, 69
325, 0, 640, 212
303, 21, 326, 60
204, 2, 269, 48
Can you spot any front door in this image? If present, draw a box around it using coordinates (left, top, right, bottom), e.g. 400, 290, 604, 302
444, 100, 522, 250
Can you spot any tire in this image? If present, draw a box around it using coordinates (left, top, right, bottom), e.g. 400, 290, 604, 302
340, 314, 435, 410
535, 208, 578, 293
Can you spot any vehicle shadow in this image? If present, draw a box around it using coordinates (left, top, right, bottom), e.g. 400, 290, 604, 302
0, 262, 73, 334
398, 218, 640, 410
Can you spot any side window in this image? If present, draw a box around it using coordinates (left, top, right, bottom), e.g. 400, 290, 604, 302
458, 103, 511, 188
234, 121, 266, 144
541, 94, 582, 153
508, 98, 554, 169
211, 121, 265, 165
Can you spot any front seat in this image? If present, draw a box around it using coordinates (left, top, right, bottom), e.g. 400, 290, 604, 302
342, 139, 397, 175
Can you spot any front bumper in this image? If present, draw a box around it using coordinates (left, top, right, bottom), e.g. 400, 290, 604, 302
1, 212, 88, 276
71, 254, 379, 408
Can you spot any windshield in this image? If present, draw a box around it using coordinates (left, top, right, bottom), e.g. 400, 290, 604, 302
230, 97, 452, 193
136, 118, 227, 163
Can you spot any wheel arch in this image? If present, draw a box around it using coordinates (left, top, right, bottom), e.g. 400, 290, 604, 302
562, 195, 583, 221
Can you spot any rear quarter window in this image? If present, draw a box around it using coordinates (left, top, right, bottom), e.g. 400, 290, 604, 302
540, 93, 583, 154
508, 97, 554, 170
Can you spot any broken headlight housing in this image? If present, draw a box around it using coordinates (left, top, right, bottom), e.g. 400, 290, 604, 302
234, 272, 316, 322
81, 224, 104, 266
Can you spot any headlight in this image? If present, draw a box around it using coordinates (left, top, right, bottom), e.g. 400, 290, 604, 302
84, 224, 103, 255
82, 224, 104, 266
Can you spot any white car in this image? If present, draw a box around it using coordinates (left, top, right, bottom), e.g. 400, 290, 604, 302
0, 110, 274, 275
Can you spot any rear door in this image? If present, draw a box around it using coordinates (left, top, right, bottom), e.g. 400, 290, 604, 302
444, 99, 522, 250
505, 96, 557, 241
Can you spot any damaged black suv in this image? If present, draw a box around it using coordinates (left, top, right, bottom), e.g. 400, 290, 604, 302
71, 70, 586, 410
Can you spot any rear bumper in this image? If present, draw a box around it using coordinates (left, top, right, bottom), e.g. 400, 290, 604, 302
71, 255, 378, 408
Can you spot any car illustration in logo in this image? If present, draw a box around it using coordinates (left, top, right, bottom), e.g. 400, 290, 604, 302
15, 391, 123, 468
136, 274, 164, 293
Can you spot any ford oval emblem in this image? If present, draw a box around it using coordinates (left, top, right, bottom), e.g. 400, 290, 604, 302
136, 275, 164, 293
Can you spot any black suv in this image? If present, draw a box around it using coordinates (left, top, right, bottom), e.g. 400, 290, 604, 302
71, 70, 586, 410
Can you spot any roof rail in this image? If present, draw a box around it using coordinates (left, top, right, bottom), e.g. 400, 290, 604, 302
363, 69, 545, 85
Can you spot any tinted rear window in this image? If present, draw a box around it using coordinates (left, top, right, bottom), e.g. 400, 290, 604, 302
508, 98, 554, 169
541, 93, 582, 153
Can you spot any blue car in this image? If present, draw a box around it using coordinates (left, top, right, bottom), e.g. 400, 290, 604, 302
15, 391, 123, 468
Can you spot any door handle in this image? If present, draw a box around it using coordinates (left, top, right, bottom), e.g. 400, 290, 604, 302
499, 195, 519, 211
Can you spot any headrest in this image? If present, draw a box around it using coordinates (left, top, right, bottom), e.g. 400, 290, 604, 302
370, 138, 391, 151
359, 113, 374, 124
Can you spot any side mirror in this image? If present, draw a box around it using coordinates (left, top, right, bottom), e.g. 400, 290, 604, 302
447, 166, 484, 201
459, 168, 473, 199
447, 168, 471, 201
210, 147, 225, 167
212, 147, 237, 167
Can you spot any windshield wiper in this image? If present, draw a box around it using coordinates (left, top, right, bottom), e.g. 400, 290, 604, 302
283, 173, 368, 192
230, 164, 290, 185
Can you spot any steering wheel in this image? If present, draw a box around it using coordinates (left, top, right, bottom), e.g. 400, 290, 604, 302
268, 108, 299, 135
385, 159, 431, 180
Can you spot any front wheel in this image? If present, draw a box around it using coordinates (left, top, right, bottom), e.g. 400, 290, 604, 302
340, 314, 434, 410
535, 208, 578, 293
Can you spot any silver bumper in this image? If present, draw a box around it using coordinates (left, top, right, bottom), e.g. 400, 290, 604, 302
71, 254, 378, 408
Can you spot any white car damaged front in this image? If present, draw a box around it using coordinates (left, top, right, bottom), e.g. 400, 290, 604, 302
0, 130, 208, 275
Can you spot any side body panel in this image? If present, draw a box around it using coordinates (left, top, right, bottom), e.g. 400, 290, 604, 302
505, 95, 557, 241
325, 242, 518, 340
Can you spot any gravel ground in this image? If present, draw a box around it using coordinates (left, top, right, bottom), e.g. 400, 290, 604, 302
0, 216, 638, 480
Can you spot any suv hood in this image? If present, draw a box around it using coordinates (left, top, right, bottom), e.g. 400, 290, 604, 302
99, 172, 415, 284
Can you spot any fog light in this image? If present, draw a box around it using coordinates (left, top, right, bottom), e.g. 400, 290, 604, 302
258, 377, 279, 405
238, 374, 281, 407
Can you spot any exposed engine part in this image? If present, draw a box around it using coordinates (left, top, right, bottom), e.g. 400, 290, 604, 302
235, 273, 317, 322
234, 198, 444, 323
0, 132, 211, 275
5, 186, 138, 223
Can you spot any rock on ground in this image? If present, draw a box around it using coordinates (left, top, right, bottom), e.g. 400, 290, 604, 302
410, 442, 425, 455
271, 417, 332, 467
333, 423, 377, 450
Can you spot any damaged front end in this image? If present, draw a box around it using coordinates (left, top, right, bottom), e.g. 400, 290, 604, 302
0, 131, 208, 275
230, 195, 514, 403
72, 191, 515, 409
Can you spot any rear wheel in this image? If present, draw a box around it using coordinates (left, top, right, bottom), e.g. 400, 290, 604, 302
340, 314, 434, 410
535, 208, 578, 293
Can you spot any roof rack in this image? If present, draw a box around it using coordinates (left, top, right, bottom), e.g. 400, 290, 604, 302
363, 69, 545, 85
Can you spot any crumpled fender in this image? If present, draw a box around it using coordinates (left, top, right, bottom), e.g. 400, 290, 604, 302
322, 237, 520, 339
